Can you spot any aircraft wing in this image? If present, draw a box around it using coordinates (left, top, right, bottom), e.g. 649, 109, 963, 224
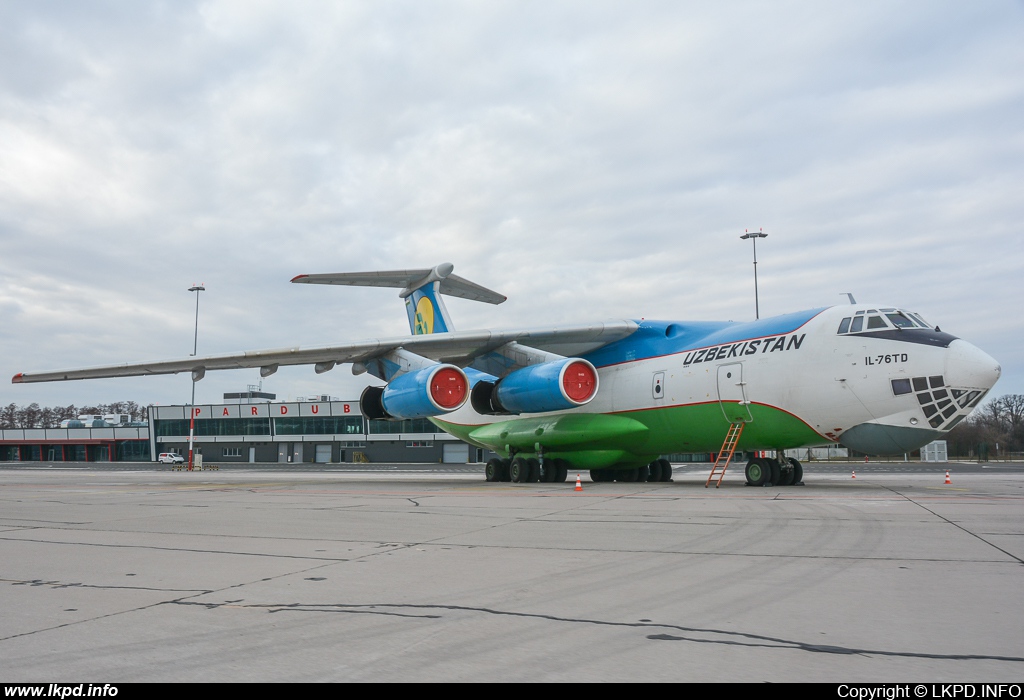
11, 321, 639, 384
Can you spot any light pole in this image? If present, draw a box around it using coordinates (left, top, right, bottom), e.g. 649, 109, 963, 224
740, 229, 767, 319
187, 283, 205, 471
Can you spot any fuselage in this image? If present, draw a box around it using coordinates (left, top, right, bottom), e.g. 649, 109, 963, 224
436, 304, 1001, 466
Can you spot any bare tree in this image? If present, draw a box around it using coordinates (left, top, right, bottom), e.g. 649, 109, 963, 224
0, 404, 16, 429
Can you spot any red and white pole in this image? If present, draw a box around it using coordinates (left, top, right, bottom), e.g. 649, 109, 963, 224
187, 406, 196, 471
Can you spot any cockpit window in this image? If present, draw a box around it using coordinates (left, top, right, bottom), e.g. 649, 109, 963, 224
838, 308, 935, 334
908, 312, 932, 328
885, 312, 916, 328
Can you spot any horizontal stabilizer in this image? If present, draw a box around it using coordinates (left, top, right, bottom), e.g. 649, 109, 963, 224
291, 262, 506, 305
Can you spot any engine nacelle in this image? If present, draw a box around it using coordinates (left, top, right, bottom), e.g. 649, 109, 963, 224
471, 358, 598, 415
360, 364, 469, 420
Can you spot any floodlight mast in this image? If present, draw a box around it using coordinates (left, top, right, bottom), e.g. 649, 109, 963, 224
740, 229, 767, 320
187, 284, 205, 471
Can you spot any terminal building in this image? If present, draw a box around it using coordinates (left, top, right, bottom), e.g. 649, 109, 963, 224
0, 396, 489, 464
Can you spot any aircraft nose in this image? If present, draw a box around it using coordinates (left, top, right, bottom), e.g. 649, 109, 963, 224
945, 339, 1001, 390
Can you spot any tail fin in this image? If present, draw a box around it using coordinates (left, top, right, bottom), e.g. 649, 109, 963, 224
291, 262, 506, 335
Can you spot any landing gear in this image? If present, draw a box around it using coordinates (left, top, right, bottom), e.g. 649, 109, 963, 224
485, 458, 504, 482
788, 457, 803, 485
649, 460, 662, 482
657, 458, 673, 482
744, 455, 803, 487
526, 458, 540, 483
553, 458, 569, 483
745, 458, 770, 486
776, 458, 795, 486
488, 456, 570, 483
647, 458, 672, 482
510, 456, 531, 483
539, 459, 556, 482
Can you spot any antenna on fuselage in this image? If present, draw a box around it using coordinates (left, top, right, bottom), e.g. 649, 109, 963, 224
842, 293, 856, 304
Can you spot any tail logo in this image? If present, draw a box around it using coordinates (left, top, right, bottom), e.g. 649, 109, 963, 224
414, 296, 435, 335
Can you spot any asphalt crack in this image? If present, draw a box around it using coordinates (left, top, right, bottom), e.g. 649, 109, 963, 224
162, 600, 1024, 663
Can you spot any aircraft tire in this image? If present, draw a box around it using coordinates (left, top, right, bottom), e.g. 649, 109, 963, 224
553, 459, 569, 483
768, 458, 781, 486
510, 457, 530, 483
777, 462, 795, 486
527, 458, 541, 483
745, 458, 769, 486
636, 465, 650, 482
648, 460, 663, 482
500, 459, 512, 482
540, 460, 557, 482
590, 469, 607, 482
619, 467, 638, 483
789, 457, 804, 485
485, 458, 503, 482
657, 459, 672, 482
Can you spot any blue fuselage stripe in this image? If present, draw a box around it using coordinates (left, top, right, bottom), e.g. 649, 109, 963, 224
583, 308, 828, 367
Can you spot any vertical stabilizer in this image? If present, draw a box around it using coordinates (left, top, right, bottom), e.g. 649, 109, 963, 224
403, 264, 455, 335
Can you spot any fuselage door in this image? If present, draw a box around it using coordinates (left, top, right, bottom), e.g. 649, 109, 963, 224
717, 363, 752, 422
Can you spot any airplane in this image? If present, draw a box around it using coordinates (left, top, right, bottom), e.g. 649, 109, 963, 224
12, 262, 1001, 486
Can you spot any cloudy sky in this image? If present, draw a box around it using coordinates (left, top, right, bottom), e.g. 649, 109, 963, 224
1, 1, 1022, 410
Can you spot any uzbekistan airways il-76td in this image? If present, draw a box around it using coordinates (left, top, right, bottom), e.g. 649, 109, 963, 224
13, 263, 1001, 486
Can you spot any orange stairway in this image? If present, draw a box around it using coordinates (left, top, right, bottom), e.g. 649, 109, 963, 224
705, 422, 745, 488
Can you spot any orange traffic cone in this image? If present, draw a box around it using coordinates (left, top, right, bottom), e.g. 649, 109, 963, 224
852, 470, 856, 479
945, 471, 951, 484
575, 474, 583, 491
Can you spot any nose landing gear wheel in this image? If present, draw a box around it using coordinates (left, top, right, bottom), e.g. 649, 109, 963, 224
788, 457, 803, 485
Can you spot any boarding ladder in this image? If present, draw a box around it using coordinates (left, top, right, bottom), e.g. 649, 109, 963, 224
705, 422, 745, 488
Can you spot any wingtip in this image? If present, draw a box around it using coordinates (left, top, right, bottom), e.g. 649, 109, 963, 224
11, 372, 23, 384
290, 274, 309, 283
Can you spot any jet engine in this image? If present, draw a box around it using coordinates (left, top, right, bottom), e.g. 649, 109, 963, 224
470, 358, 598, 415
361, 364, 469, 420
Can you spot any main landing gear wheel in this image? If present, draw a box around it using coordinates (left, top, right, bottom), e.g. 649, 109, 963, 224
657, 458, 672, 482
553, 459, 569, 483
648, 460, 663, 482
590, 469, 608, 482
745, 458, 770, 487
767, 458, 781, 486
636, 465, 650, 482
510, 456, 530, 483
485, 458, 503, 482
540, 459, 558, 482
526, 458, 540, 483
